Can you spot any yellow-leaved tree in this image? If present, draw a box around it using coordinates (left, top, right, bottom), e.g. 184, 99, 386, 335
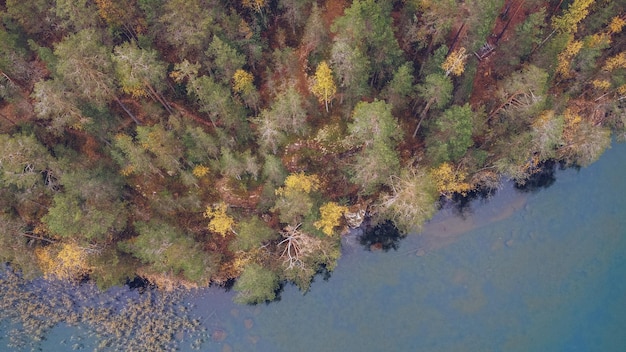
314, 202, 349, 236
556, 38, 583, 77
551, 0, 595, 34
311, 61, 337, 112
276, 172, 320, 196
232, 69, 254, 95
36, 242, 91, 281
204, 202, 235, 237
430, 162, 472, 196
603, 52, 626, 71
441, 47, 467, 77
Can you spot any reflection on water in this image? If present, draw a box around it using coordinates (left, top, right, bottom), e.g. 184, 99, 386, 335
3, 144, 626, 351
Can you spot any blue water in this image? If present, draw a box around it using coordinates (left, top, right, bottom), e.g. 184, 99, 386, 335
2, 143, 626, 352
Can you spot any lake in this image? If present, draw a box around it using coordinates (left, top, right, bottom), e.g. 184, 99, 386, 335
2, 142, 626, 352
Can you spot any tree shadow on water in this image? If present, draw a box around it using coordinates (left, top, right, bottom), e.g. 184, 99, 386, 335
515, 160, 561, 193
359, 220, 402, 252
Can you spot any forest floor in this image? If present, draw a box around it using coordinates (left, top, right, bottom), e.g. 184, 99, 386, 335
469, 1, 532, 108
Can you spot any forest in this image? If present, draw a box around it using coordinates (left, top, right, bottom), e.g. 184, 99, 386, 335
0, 0, 625, 304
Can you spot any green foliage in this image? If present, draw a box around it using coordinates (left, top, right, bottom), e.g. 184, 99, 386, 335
43, 166, 127, 242
112, 41, 168, 98
53, 29, 115, 107
262, 154, 287, 186
0, 212, 41, 279
230, 217, 279, 251
426, 103, 475, 164
157, 0, 219, 60
252, 85, 308, 153
348, 100, 402, 147
377, 167, 438, 234
205, 35, 246, 84
120, 220, 218, 285
0, 133, 56, 190
383, 62, 416, 111
331, 0, 403, 86
234, 263, 280, 304
89, 247, 138, 290
330, 40, 371, 101
417, 73, 453, 110
347, 100, 402, 194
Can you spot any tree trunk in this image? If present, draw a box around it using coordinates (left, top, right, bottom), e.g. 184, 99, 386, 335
413, 97, 435, 138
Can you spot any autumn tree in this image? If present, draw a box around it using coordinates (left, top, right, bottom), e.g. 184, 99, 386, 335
204, 202, 235, 237
94, 0, 146, 41
551, 0, 595, 34
273, 172, 320, 225
36, 243, 91, 281
232, 69, 259, 110
311, 61, 337, 112
314, 202, 348, 236
430, 162, 472, 197
441, 47, 468, 77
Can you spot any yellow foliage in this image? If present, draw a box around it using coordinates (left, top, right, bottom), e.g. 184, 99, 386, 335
618, 84, 626, 96
276, 172, 320, 196
239, 19, 254, 39
585, 33, 610, 48
192, 165, 210, 178
430, 162, 472, 196
441, 47, 467, 77
232, 69, 254, 95
608, 16, 626, 34
122, 84, 148, 98
36, 243, 91, 281
311, 61, 337, 112
562, 108, 582, 141
120, 164, 135, 176
603, 52, 626, 71
591, 79, 611, 90
242, 0, 266, 12
557, 39, 583, 76
94, 0, 126, 26
551, 0, 595, 33
314, 202, 349, 236
532, 110, 555, 129
204, 202, 235, 237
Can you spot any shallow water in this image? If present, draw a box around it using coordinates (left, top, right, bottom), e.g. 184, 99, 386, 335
2, 143, 626, 351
